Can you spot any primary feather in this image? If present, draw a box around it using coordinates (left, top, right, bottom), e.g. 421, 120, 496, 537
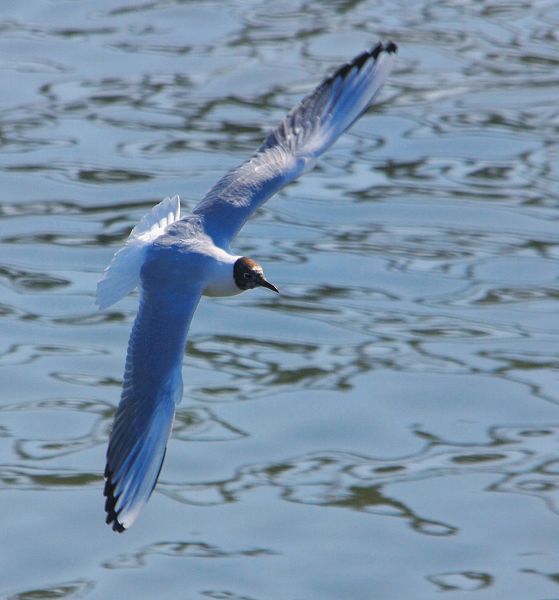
104, 275, 203, 531
194, 41, 397, 246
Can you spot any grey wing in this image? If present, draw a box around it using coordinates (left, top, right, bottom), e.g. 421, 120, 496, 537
193, 41, 397, 248
104, 275, 203, 532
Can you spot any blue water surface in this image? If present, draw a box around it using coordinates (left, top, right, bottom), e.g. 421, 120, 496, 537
1, 1, 559, 598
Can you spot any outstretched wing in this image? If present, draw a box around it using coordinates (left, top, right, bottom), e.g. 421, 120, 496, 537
193, 41, 397, 247
104, 273, 203, 532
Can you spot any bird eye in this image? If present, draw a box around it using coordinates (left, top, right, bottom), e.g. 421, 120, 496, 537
243, 272, 250, 279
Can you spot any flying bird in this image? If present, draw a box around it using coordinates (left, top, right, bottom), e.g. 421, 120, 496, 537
98, 41, 398, 532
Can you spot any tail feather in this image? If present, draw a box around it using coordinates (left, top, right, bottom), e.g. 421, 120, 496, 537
96, 195, 181, 310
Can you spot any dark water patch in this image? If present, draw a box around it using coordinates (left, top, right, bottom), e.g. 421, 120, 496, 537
0, 264, 70, 293
102, 540, 275, 570
4, 578, 95, 600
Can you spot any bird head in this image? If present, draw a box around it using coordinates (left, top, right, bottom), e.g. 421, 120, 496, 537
233, 257, 279, 293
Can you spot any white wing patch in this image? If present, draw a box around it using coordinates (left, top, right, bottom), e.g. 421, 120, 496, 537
96, 195, 181, 310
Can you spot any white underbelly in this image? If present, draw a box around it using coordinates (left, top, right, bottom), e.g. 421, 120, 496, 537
203, 280, 242, 297
202, 256, 242, 297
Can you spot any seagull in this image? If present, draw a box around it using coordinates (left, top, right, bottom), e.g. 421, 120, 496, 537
97, 41, 397, 532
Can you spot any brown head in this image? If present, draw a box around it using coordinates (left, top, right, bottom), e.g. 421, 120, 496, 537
233, 257, 279, 293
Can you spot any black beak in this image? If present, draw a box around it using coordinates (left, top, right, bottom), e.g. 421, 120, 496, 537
257, 275, 279, 293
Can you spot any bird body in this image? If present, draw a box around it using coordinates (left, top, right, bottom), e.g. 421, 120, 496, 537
98, 41, 398, 531
147, 216, 242, 298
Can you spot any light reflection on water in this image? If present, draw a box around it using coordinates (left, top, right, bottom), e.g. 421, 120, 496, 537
1, 0, 559, 598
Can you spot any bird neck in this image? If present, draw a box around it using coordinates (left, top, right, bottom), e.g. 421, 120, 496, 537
202, 249, 242, 298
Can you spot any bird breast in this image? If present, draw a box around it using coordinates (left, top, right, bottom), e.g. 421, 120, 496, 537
203, 252, 242, 297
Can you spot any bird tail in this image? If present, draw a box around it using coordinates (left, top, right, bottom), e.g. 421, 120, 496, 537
96, 195, 181, 310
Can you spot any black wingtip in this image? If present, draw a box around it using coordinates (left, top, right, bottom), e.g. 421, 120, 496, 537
385, 40, 398, 54
353, 41, 399, 71
337, 61, 353, 79
371, 41, 384, 60
113, 520, 126, 533
354, 50, 371, 70
372, 41, 398, 60
331, 41, 398, 84
103, 468, 126, 533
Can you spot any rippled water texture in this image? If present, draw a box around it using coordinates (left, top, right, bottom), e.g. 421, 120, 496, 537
1, 1, 559, 598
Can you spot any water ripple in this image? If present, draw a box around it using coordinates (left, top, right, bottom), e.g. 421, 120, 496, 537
3, 578, 95, 600
102, 541, 275, 570
0, 0, 558, 597
160, 425, 559, 535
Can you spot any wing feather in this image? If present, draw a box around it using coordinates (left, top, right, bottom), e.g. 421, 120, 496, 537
104, 270, 202, 532
193, 42, 397, 247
